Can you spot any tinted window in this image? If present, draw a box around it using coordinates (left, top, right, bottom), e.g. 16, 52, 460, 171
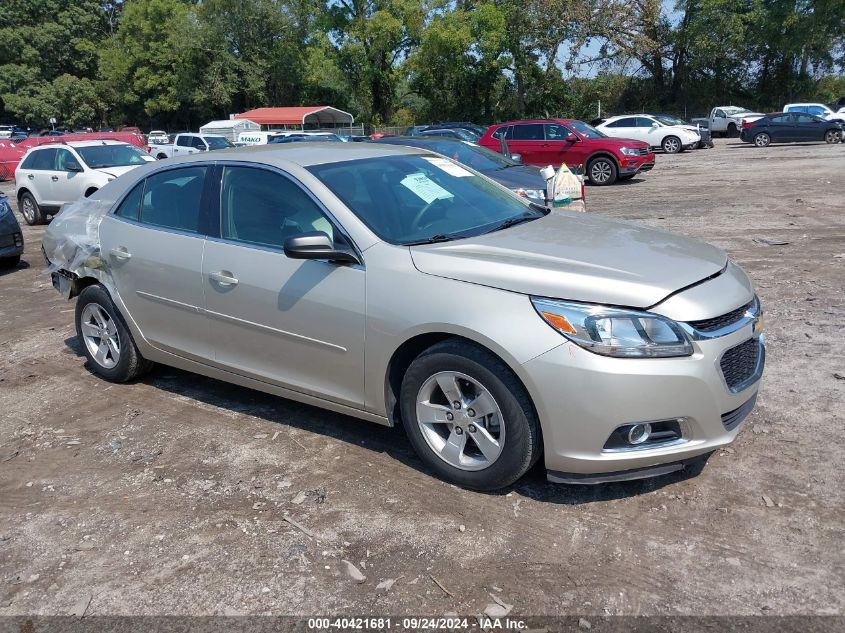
221, 166, 334, 249
205, 136, 233, 149
807, 106, 826, 117
492, 125, 512, 139
55, 149, 77, 171
176, 136, 191, 147
114, 181, 144, 221
140, 167, 207, 233
636, 117, 656, 127
768, 115, 790, 123
511, 124, 544, 140
309, 155, 543, 245
614, 117, 638, 127
544, 124, 570, 140
77, 144, 151, 168
795, 114, 818, 123
23, 148, 58, 170
190, 137, 206, 149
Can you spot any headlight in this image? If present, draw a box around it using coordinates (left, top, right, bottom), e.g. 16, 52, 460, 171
531, 297, 693, 358
620, 147, 641, 156
514, 188, 545, 201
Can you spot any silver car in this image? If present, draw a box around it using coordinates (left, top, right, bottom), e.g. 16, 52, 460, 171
43, 143, 764, 490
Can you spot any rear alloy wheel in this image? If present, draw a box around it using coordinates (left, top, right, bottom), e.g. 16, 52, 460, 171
661, 135, 681, 154
75, 284, 153, 382
20, 192, 44, 225
824, 129, 841, 144
400, 340, 541, 490
753, 132, 771, 148
588, 156, 618, 186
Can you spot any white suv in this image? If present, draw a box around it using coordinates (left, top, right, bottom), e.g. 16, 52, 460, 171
783, 103, 845, 123
15, 140, 155, 225
596, 114, 701, 153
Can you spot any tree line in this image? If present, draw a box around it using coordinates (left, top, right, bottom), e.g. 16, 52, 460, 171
1, 0, 843, 131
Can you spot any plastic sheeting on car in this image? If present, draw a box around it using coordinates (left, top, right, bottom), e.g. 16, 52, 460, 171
42, 197, 111, 277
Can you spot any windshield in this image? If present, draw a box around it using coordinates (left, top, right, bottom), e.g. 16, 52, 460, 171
412, 140, 516, 171
205, 136, 234, 149
655, 115, 685, 126
722, 106, 755, 116
569, 120, 606, 139
308, 155, 543, 245
76, 144, 152, 168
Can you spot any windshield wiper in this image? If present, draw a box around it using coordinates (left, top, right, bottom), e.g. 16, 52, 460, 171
485, 213, 541, 234
405, 234, 455, 246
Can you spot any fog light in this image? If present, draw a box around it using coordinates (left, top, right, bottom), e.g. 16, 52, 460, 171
627, 423, 652, 445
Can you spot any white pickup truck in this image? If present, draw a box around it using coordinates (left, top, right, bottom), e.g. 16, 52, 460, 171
148, 133, 233, 159
692, 106, 765, 137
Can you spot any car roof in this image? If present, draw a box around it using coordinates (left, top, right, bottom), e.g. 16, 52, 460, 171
491, 118, 576, 126
601, 114, 653, 122
29, 140, 129, 149
376, 136, 465, 145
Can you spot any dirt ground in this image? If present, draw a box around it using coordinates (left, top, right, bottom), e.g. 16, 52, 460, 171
1, 138, 843, 620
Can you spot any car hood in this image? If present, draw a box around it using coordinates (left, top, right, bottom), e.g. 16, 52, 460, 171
482, 164, 547, 191
409, 212, 727, 308
93, 165, 144, 179
588, 137, 650, 150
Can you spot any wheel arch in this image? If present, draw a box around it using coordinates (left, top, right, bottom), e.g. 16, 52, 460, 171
586, 151, 619, 169
16, 187, 32, 202
383, 332, 540, 432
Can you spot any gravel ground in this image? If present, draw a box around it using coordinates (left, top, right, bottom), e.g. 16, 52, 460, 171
0, 138, 843, 619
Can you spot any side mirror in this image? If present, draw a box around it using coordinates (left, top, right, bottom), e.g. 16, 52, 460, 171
283, 231, 360, 264
509, 153, 522, 163
565, 134, 579, 143
65, 160, 83, 172
651, 122, 659, 128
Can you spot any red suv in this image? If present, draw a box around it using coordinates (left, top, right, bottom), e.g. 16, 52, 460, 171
479, 119, 655, 185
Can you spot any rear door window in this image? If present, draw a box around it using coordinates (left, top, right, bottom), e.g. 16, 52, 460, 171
491, 126, 512, 140
114, 181, 144, 221
511, 124, 544, 140
23, 148, 58, 170
140, 167, 208, 233
636, 117, 656, 127
176, 136, 191, 147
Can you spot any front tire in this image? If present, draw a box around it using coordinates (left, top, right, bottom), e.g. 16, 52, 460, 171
587, 156, 618, 186
753, 132, 771, 147
19, 192, 44, 225
824, 129, 841, 144
661, 135, 681, 154
75, 284, 153, 382
399, 340, 541, 490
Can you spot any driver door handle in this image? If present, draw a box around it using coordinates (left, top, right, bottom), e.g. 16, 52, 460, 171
210, 271, 239, 286
51, 175, 59, 181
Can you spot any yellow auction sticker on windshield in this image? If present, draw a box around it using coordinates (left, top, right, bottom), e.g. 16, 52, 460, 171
422, 156, 473, 177
400, 172, 455, 204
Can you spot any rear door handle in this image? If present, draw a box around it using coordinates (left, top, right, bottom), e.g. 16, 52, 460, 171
210, 271, 238, 286
110, 247, 132, 261
51, 176, 59, 181
27, 174, 34, 180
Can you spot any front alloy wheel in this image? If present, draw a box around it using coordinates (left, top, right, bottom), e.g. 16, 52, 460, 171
588, 157, 617, 185
416, 371, 505, 471
824, 130, 841, 144
662, 136, 681, 154
753, 132, 771, 147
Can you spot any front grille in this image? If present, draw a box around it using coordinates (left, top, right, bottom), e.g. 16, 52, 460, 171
689, 301, 752, 333
637, 147, 650, 156
720, 338, 762, 391
722, 392, 758, 431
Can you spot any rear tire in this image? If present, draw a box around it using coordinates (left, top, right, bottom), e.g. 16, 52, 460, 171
587, 156, 618, 186
661, 135, 681, 154
727, 123, 738, 138
19, 192, 44, 225
75, 284, 153, 382
0, 256, 20, 269
753, 132, 771, 148
399, 340, 541, 490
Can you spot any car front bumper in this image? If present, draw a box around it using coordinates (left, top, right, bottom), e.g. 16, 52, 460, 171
521, 309, 764, 483
619, 154, 656, 176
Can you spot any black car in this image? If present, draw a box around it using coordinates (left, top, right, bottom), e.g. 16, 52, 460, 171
652, 114, 714, 148
0, 193, 24, 268
740, 112, 844, 147
371, 136, 550, 205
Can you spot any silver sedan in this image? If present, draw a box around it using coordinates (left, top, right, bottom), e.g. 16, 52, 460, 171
43, 143, 764, 490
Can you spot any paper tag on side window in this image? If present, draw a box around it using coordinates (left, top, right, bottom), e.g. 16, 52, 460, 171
422, 156, 473, 177
401, 172, 454, 204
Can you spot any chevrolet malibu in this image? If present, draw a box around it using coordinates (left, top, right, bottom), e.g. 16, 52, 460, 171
42, 144, 764, 490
